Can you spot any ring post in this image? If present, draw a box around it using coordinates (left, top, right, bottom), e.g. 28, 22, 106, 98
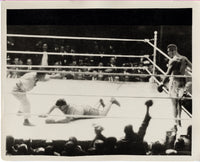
150, 31, 158, 83
153, 31, 158, 75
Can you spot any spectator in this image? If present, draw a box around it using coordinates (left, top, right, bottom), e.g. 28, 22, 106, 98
107, 45, 116, 54
19, 59, 23, 65
60, 46, 65, 53
52, 61, 62, 75
97, 62, 105, 81
83, 57, 90, 66
44, 145, 54, 155
92, 62, 104, 81
105, 57, 117, 81
124, 100, 153, 143
33, 147, 45, 155
17, 143, 28, 155
91, 125, 106, 147
41, 43, 48, 66
18, 59, 26, 77
54, 44, 60, 53
103, 137, 117, 155
25, 58, 34, 73
61, 45, 71, 65
7, 56, 12, 78
87, 125, 106, 154
45, 145, 60, 156
123, 124, 140, 142
61, 137, 85, 156
68, 137, 86, 155
116, 100, 153, 155
174, 125, 192, 154
121, 63, 131, 82
56, 45, 66, 65
6, 136, 17, 155
11, 57, 20, 78
150, 141, 166, 155
7, 39, 15, 48
164, 126, 177, 150
13, 57, 19, 65
65, 45, 71, 53
66, 60, 78, 79
76, 69, 85, 80
26, 58, 32, 66
88, 139, 105, 155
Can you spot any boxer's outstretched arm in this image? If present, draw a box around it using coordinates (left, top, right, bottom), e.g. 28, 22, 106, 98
39, 105, 58, 118
47, 105, 58, 115
46, 117, 73, 124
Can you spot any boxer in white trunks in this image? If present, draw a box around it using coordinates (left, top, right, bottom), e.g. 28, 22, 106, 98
12, 72, 60, 126
158, 44, 192, 127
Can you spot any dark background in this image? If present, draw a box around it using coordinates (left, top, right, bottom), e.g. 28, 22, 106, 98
7, 9, 192, 67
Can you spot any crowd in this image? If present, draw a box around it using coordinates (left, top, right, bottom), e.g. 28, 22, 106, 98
6, 100, 191, 156
7, 42, 153, 82
6, 125, 192, 156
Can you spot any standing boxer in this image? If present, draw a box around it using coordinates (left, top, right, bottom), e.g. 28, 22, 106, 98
158, 44, 192, 127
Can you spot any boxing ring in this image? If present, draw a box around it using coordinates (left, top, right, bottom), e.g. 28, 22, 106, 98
3, 31, 192, 145
4, 80, 191, 144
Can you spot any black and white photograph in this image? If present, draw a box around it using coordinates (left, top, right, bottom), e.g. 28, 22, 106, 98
1, 1, 200, 161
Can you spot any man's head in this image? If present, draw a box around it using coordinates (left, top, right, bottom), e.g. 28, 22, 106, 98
64, 141, 75, 152
13, 57, 19, 65
124, 124, 134, 135
6, 136, 15, 151
42, 43, 48, 52
60, 46, 65, 52
110, 57, 116, 64
94, 125, 104, 134
167, 44, 178, 58
68, 136, 78, 146
56, 99, 67, 107
19, 59, 23, 65
27, 59, 32, 65
98, 62, 103, 67
54, 61, 60, 66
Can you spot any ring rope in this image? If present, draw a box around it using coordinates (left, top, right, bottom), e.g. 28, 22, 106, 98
146, 68, 192, 118
7, 50, 148, 58
9, 91, 192, 100
146, 62, 192, 97
146, 57, 166, 75
147, 40, 192, 75
146, 40, 171, 60
146, 69, 169, 93
7, 33, 192, 118
7, 65, 147, 70
6, 69, 192, 78
7, 34, 147, 42
146, 58, 192, 97
6, 112, 191, 121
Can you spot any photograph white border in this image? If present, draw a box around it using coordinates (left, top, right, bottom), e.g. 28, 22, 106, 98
1, 1, 200, 161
